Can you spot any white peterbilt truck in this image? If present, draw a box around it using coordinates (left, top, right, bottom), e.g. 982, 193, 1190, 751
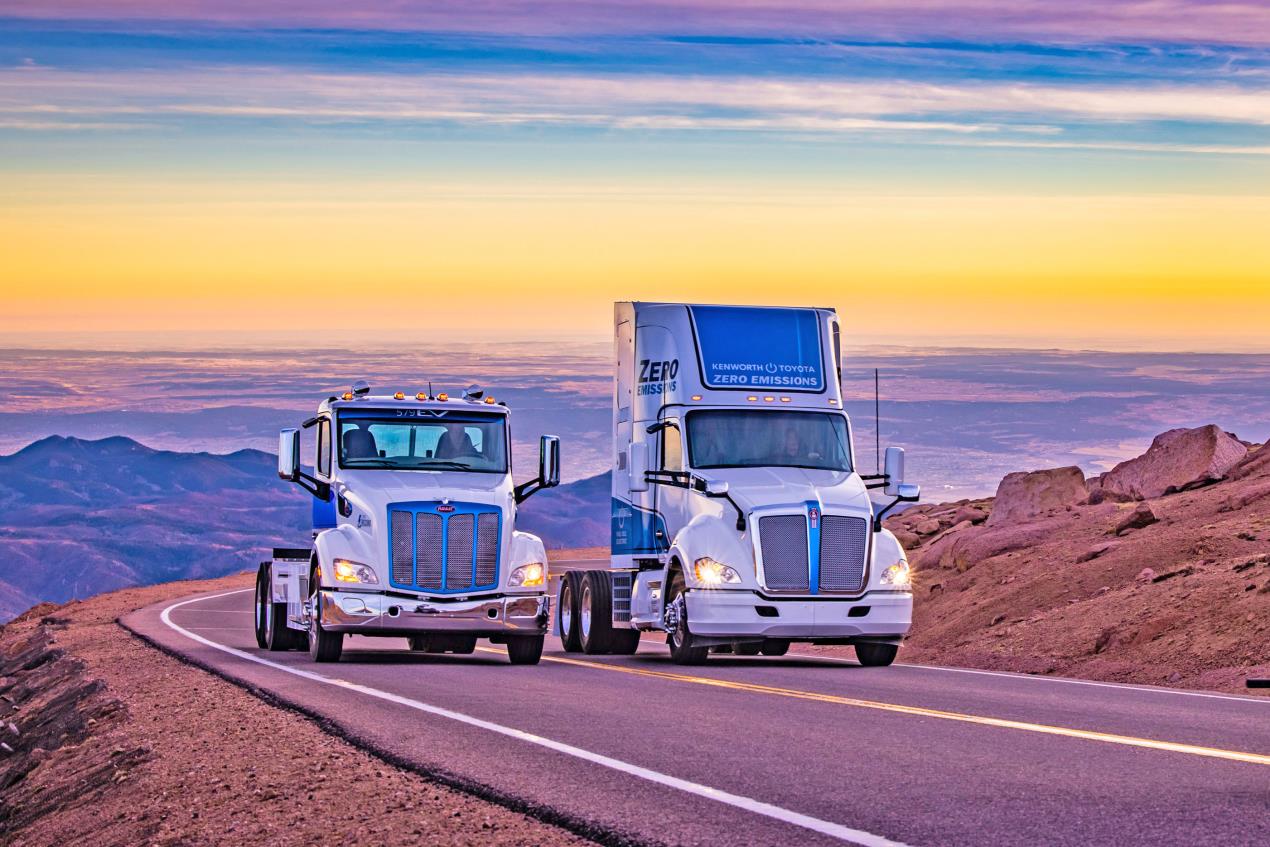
556, 302, 919, 665
257, 382, 560, 664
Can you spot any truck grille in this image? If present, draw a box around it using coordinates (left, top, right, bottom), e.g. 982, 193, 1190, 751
819, 515, 869, 593
758, 511, 869, 594
388, 503, 501, 593
758, 515, 810, 592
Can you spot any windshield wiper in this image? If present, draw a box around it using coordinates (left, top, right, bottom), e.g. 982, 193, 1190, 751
411, 460, 474, 469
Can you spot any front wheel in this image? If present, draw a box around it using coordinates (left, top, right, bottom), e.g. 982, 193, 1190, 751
307, 569, 343, 663
507, 635, 544, 665
855, 641, 899, 667
665, 572, 708, 666
760, 640, 790, 657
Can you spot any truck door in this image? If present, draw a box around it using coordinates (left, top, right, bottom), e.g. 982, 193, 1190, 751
653, 416, 691, 543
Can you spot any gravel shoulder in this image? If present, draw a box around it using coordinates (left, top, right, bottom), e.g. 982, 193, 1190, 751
0, 573, 592, 847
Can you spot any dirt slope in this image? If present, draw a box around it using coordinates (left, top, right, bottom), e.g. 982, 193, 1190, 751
883, 441, 1270, 693
0, 575, 591, 847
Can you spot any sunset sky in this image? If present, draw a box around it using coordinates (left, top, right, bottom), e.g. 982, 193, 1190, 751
2, 2, 1269, 349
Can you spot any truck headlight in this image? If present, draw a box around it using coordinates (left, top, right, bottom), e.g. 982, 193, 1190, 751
880, 561, 911, 588
332, 559, 379, 584
509, 562, 545, 587
694, 557, 741, 585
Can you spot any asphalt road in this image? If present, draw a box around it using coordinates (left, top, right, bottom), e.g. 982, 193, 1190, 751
125, 571, 1270, 847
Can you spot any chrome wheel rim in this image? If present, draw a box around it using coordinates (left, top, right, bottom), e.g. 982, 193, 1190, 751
560, 586, 573, 637
580, 585, 592, 640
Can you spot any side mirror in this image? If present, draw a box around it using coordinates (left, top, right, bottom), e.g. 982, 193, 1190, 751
628, 442, 649, 492
883, 446, 906, 496
897, 483, 921, 501
538, 435, 561, 488
704, 479, 730, 496
278, 429, 300, 481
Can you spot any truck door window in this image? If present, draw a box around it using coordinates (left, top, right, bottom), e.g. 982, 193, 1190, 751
661, 421, 683, 472
316, 418, 331, 477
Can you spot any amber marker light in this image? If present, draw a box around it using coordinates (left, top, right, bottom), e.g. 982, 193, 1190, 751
484, 396, 496, 404
393, 392, 405, 400
691, 394, 703, 401
747, 395, 758, 402
780, 397, 792, 403
341, 392, 354, 400
416, 392, 428, 401
437, 393, 448, 401
764, 396, 775, 402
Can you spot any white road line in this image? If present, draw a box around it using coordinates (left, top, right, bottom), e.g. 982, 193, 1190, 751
158, 589, 909, 847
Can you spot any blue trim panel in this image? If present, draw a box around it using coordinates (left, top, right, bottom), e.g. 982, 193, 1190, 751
611, 497, 670, 555
386, 500, 502, 594
312, 490, 337, 530
688, 305, 827, 393
805, 499, 822, 596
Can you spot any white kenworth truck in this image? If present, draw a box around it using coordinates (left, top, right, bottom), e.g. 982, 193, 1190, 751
257, 381, 561, 664
556, 302, 919, 665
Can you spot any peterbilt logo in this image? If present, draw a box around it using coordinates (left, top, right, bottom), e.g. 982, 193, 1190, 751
808, 508, 820, 528
437, 504, 456, 513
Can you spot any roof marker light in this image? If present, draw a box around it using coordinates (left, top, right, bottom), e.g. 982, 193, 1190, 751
829, 399, 839, 405
341, 392, 354, 401
416, 392, 428, 401
393, 392, 405, 400
764, 396, 775, 402
691, 394, 703, 401
747, 395, 758, 402
437, 393, 448, 402
484, 396, 496, 404
780, 397, 792, 403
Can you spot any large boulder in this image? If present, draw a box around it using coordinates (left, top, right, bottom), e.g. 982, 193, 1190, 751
1090, 426, 1248, 502
986, 466, 1087, 527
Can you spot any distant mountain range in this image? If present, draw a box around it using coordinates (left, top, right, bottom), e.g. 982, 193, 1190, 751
0, 436, 609, 621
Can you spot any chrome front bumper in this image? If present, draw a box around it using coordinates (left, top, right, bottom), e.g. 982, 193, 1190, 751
317, 590, 550, 636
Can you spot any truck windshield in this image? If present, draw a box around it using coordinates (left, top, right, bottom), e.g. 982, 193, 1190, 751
686, 410, 852, 472
337, 411, 508, 473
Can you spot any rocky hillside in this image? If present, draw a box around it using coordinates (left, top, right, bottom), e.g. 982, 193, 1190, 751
885, 425, 1270, 692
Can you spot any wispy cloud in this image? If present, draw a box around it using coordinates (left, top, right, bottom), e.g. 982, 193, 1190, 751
4, 68, 1269, 145
8, 2, 1270, 45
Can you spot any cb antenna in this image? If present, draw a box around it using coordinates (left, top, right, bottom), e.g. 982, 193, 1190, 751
874, 367, 881, 474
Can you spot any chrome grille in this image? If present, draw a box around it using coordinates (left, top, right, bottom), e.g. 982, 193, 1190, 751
759, 514, 809, 592
819, 515, 869, 593
475, 513, 499, 586
446, 514, 474, 589
389, 504, 500, 593
391, 511, 415, 584
415, 513, 444, 589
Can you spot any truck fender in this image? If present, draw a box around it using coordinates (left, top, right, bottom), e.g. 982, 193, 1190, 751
312, 526, 379, 589
509, 530, 548, 571
869, 527, 908, 590
670, 513, 757, 590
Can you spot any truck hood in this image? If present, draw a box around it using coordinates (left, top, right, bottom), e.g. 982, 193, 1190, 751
336, 469, 514, 517
700, 467, 874, 517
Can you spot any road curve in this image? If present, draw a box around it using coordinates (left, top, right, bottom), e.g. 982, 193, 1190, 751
123, 583, 1270, 847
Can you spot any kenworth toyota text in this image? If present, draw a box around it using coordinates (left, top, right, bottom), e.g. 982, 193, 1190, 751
556, 302, 919, 665
258, 381, 560, 663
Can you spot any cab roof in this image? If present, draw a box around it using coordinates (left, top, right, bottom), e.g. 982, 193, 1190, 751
317, 394, 510, 415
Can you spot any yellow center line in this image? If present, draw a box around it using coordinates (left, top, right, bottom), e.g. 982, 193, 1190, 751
477, 648, 1270, 767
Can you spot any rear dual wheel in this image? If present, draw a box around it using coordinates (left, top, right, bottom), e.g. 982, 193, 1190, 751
255, 563, 304, 651
559, 570, 640, 656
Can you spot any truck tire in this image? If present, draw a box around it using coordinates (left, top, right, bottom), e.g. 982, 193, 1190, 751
506, 635, 544, 665
855, 641, 898, 667
609, 628, 641, 655
253, 564, 270, 649
579, 571, 616, 654
258, 563, 302, 651
558, 571, 583, 653
307, 568, 343, 662
665, 572, 708, 665
760, 640, 790, 657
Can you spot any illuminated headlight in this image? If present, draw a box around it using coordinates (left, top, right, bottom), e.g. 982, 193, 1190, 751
509, 562, 545, 588
694, 557, 742, 585
332, 559, 379, 584
880, 562, 911, 588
